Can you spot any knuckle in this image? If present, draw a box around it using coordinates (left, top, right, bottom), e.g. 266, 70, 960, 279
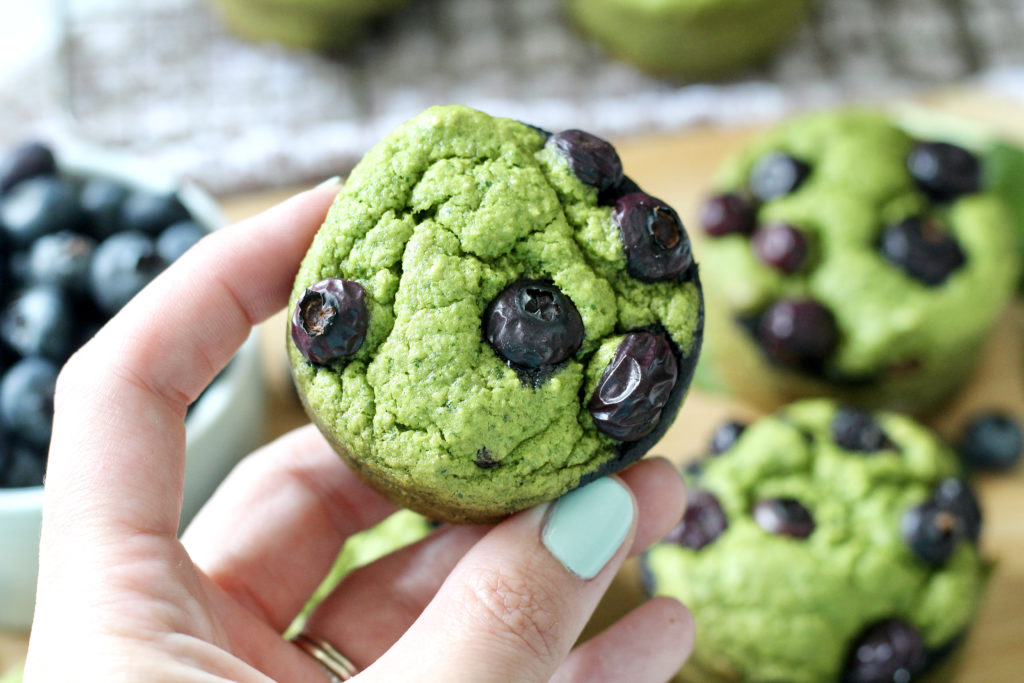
53, 349, 90, 408
463, 563, 564, 665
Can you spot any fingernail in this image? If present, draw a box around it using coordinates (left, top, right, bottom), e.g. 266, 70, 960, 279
315, 175, 342, 189
542, 478, 634, 580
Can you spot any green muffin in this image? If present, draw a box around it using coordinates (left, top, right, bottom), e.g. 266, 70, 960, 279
565, 0, 813, 80
288, 509, 433, 637
288, 105, 703, 523
646, 399, 987, 683
697, 110, 1019, 415
208, 0, 411, 51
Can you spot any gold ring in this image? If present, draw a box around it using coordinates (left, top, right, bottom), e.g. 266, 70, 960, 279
292, 632, 359, 681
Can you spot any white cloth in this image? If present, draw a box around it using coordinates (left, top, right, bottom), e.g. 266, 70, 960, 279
2, 0, 1023, 194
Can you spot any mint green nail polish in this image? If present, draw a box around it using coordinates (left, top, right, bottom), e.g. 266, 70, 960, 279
541, 478, 634, 580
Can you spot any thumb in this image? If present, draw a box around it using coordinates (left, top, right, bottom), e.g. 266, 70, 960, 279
362, 476, 636, 683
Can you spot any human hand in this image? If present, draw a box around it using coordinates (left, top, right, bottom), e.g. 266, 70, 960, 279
24, 182, 695, 682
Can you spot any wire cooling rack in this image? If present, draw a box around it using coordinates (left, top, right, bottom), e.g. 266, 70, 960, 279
53, 0, 1024, 194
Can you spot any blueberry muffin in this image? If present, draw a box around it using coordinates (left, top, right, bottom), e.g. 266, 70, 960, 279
208, 0, 411, 51
646, 399, 987, 683
697, 110, 1020, 415
565, 0, 813, 80
288, 105, 704, 523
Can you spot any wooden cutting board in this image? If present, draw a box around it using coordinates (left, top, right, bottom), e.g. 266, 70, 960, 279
3, 89, 1023, 680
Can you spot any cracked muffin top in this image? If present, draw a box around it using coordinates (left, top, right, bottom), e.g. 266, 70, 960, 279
288, 105, 703, 522
646, 399, 986, 683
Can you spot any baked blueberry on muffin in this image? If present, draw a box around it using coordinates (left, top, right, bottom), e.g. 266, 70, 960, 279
289, 105, 703, 523
565, 0, 813, 80
646, 400, 987, 683
209, 0, 411, 51
698, 110, 1020, 415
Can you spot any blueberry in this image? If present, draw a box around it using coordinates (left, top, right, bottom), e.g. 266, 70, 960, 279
908, 142, 981, 202
614, 193, 693, 282
749, 152, 811, 202
662, 488, 728, 550
843, 620, 927, 683
959, 412, 1023, 472
755, 299, 839, 371
933, 477, 982, 543
26, 231, 96, 293
291, 278, 368, 364
0, 252, 8, 293
119, 190, 190, 235
598, 175, 641, 206
0, 356, 58, 450
0, 176, 84, 249
79, 177, 128, 239
1, 285, 77, 362
683, 459, 704, 477
901, 499, 963, 566
547, 129, 623, 192
699, 193, 757, 238
752, 223, 808, 273
588, 332, 678, 442
484, 280, 584, 371
0, 141, 56, 194
156, 220, 205, 263
831, 407, 894, 453
709, 420, 746, 455
0, 440, 47, 488
474, 447, 499, 469
753, 498, 815, 538
88, 231, 166, 315
880, 216, 965, 287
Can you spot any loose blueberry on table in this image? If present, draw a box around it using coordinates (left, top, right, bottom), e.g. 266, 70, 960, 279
958, 412, 1023, 472
0, 140, 207, 488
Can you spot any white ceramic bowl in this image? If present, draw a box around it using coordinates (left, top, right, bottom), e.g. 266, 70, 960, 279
0, 146, 267, 631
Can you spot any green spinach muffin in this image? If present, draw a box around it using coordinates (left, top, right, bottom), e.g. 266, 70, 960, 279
209, 0, 411, 50
288, 105, 703, 523
646, 399, 987, 683
565, 0, 813, 80
697, 110, 1019, 415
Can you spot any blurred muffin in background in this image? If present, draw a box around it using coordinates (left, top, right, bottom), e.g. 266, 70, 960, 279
564, 0, 814, 80
696, 109, 1019, 416
208, 0, 413, 51
646, 399, 987, 683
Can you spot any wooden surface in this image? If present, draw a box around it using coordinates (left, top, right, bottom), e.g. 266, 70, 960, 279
3, 90, 1024, 679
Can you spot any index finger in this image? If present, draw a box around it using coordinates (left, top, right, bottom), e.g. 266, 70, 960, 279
42, 182, 339, 540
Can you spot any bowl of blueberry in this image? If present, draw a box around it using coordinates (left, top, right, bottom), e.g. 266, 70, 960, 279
0, 141, 266, 630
